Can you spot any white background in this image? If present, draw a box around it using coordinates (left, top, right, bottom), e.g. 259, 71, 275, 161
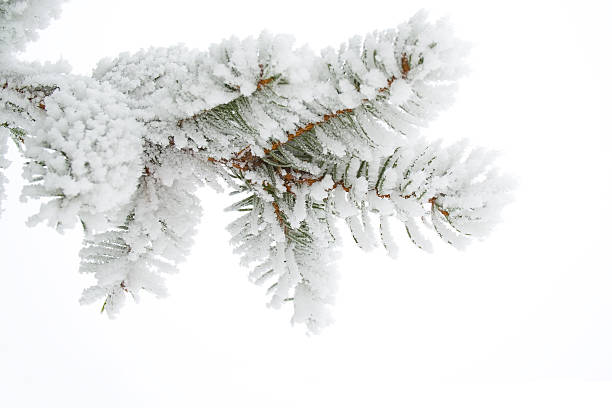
1, 0, 611, 406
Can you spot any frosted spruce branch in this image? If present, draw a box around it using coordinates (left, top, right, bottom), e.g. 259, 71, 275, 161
0, 1, 512, 332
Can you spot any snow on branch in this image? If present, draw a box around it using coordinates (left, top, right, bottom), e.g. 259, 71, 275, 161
0, 3, 512, 332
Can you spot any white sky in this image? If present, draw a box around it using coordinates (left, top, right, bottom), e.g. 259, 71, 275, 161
1, 0, 612, 407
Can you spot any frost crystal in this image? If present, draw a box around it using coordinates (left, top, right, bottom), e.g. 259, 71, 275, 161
20, 76, 144, 231
0, 3, 512, 332
0, 0, 65, 53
